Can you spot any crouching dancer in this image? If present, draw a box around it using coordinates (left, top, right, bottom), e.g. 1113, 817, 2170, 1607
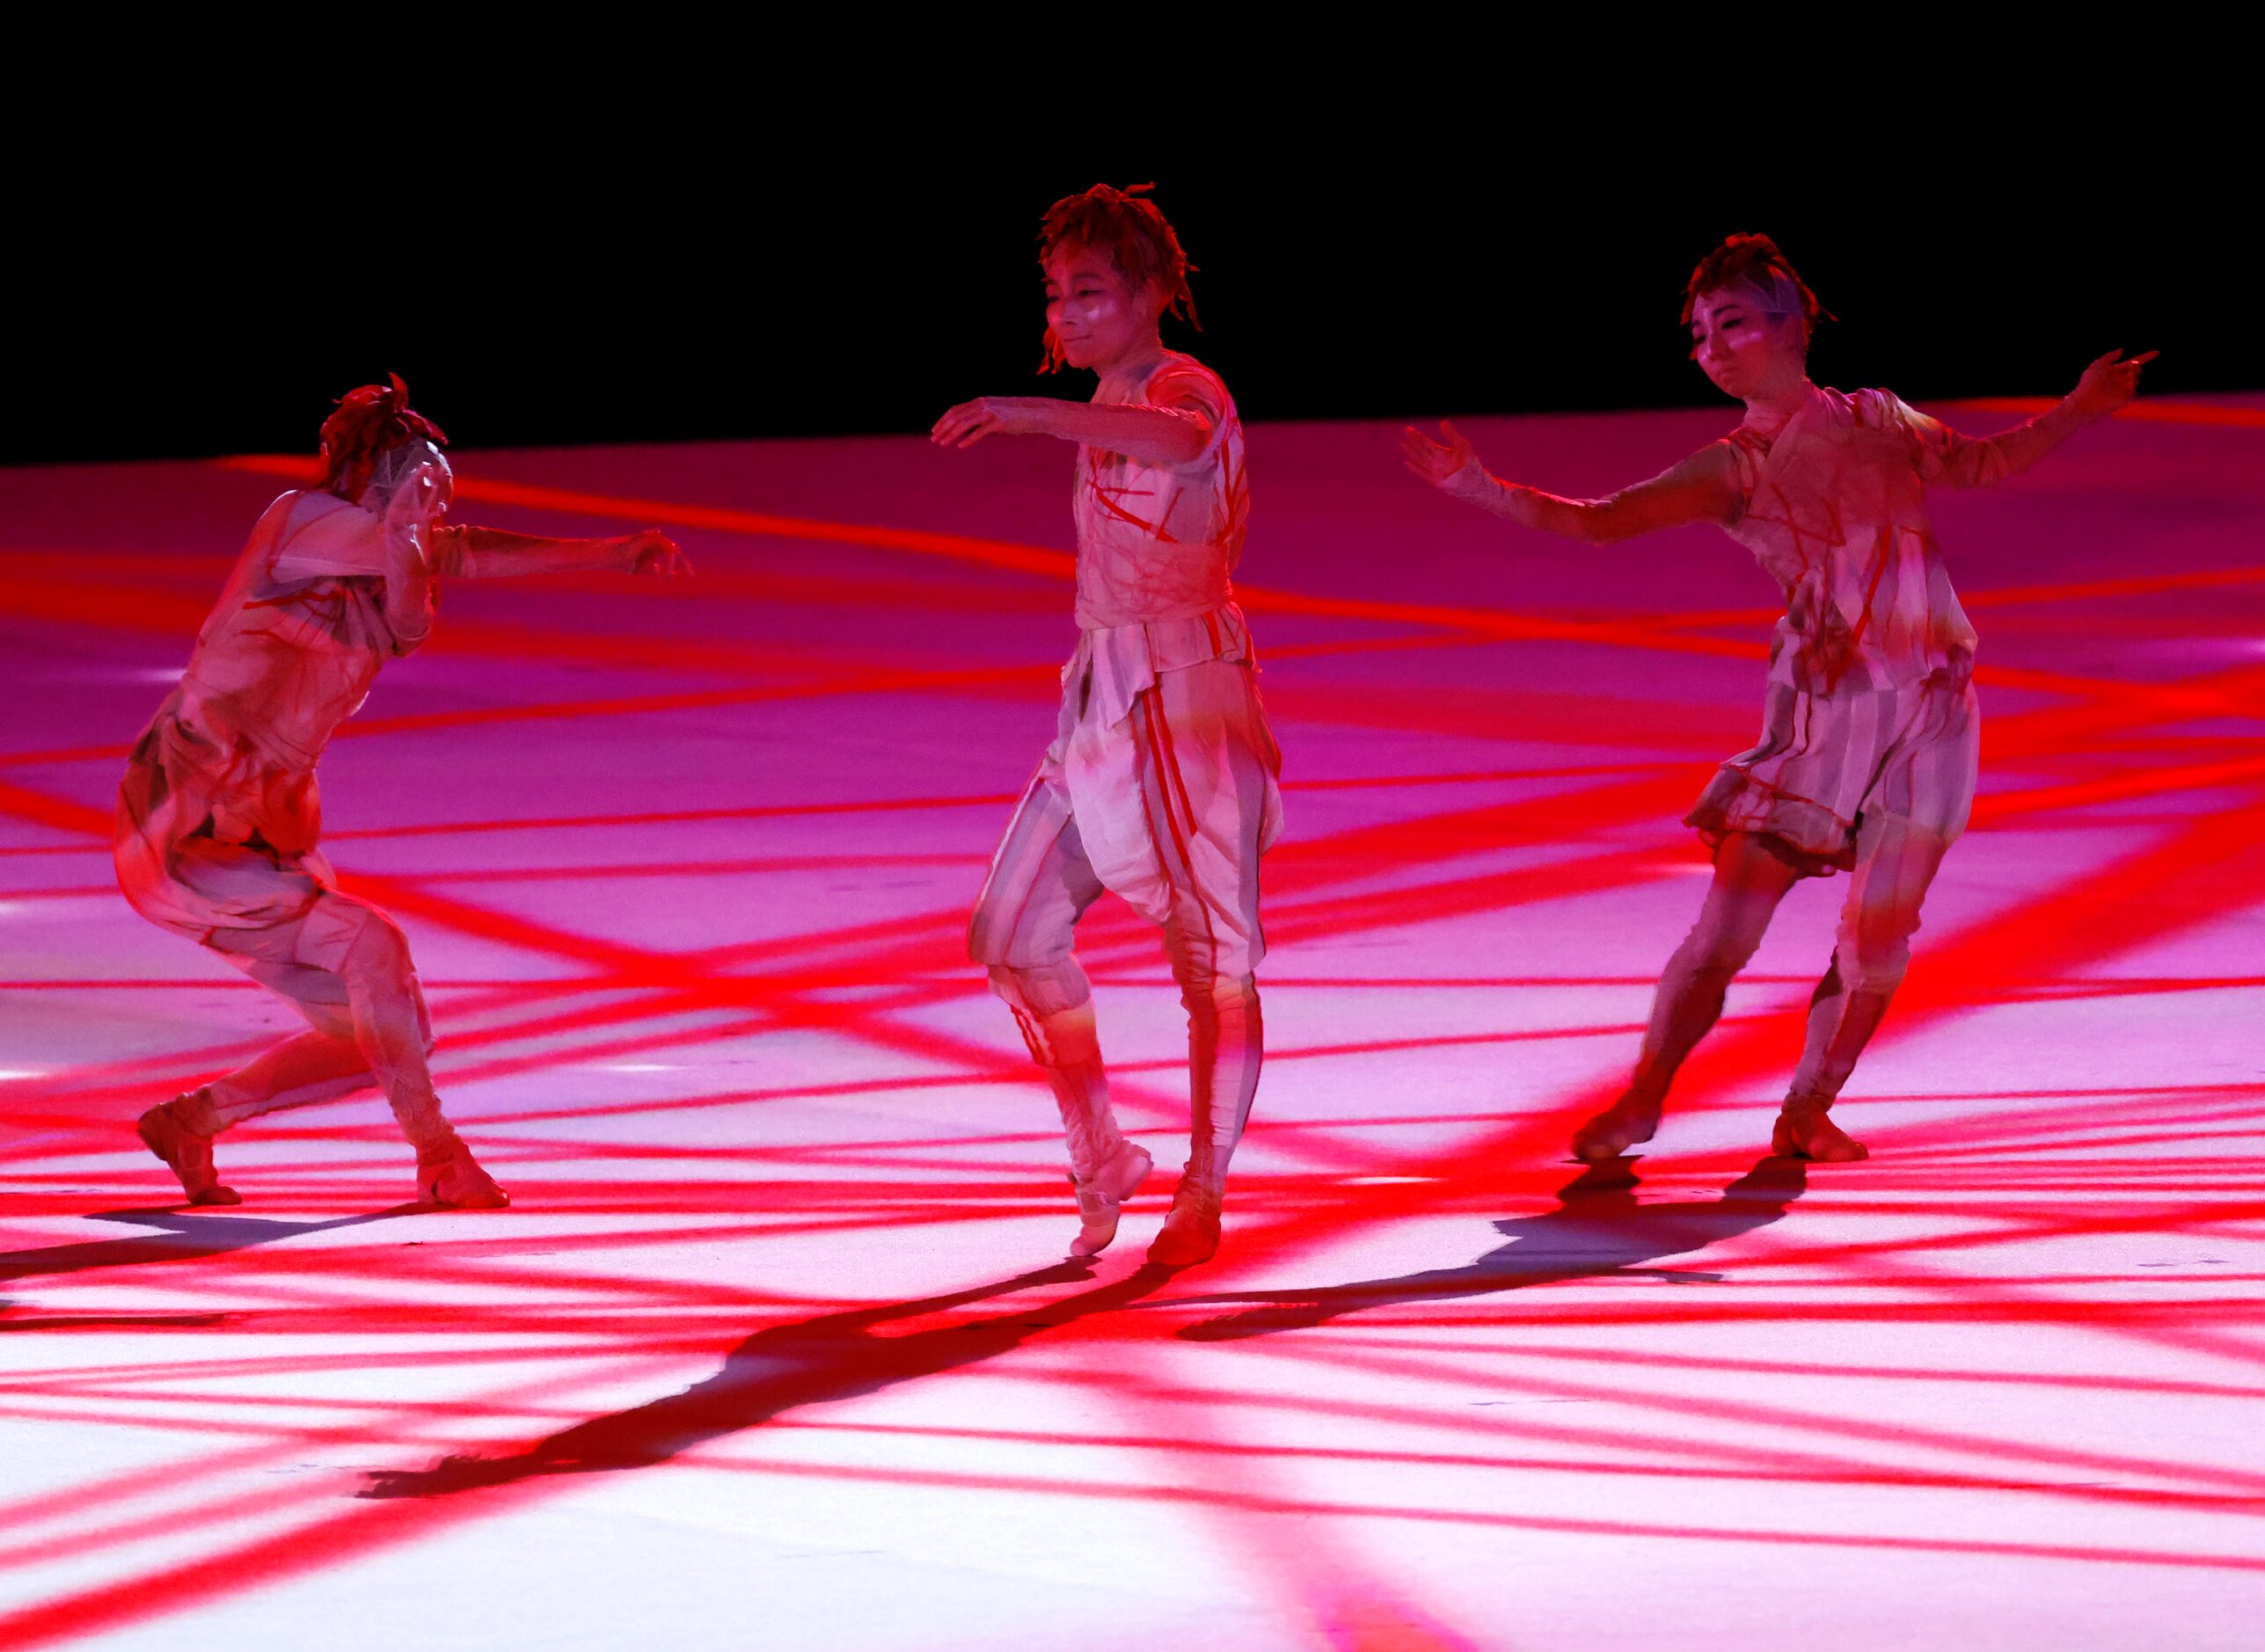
935, 184, 1283, 1267
121, 377, 687, 1209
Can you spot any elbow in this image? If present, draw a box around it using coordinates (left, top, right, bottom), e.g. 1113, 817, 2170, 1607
1582, 510, 1639, 545
1166, 428, 1212, 468
1950, 459, 2014, 491
424, 526, 468, 579
1574, 490, 1657, 545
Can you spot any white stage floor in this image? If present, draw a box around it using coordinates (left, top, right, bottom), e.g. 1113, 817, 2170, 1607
4, 398, 2263, 1648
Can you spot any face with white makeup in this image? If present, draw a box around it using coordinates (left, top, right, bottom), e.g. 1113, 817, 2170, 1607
1044, 245, 1166, 376
1688, 281, 1812, 407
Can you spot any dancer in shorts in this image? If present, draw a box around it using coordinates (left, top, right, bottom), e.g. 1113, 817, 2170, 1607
120, 376, 687, 1209
1404, 234, 2152, 1164
935, 184, 1282, 1266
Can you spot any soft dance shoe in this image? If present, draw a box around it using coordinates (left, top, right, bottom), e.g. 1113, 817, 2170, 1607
1070, 1140, 1154, 1257
1148, 1181, 1224, 1268
1772, 1099, 1868, 1163
137, 1099, 240, 1206
418, 1136, 511, 1210
1570, 1093, 1662, 1164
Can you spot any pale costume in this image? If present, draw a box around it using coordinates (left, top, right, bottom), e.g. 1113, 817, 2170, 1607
969, 353, 1282, 1258
1688, 387, 1985, 872
1451, 385, 2032, 1158
1643, 387, 1998, 1139
118, 448, 504, 1207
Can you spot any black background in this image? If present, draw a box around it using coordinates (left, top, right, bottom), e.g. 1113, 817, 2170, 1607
11, 117, 2252, 466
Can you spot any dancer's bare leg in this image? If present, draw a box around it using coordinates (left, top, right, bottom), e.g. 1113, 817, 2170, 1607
201, 1028, 374, 1126
1573, 832, 1801, 1162
146, 1022, 374, 1206
1776, 813, 1950, 1161
142, 1027, 375, 1206
972, 780, 1151, 1256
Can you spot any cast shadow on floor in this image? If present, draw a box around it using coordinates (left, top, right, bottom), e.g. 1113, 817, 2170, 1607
360, 1158, 1807, 1499
360, 1258, 1176, 1499
1, 1207, 412, 1332
1177, 1154, 1808, 1341
2, 1207, 409, 1287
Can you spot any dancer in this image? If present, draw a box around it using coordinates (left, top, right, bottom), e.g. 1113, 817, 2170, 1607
120, 376, 687, 1209
1405, 234, 2152, 1163
934, 184, 1282, 1266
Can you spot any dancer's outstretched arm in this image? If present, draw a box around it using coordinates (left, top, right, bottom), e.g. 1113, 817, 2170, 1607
932, 396, 1213, 467
430, 525, 690, 580
1404, 420, 1741, 544
1894, 348, 2157, 487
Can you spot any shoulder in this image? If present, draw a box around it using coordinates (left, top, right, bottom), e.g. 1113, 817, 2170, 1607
247, 490, 339, 552
1146, 353, 1232, 413
1848, 387, 1918, 428
1688, 435, 1748, 498
274, 488, 362, 529
268, 490, 384, 574
286, 490, 372, 531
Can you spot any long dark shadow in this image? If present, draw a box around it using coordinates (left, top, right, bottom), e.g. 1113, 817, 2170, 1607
1180, 1156, 1808, 1341
0, 1208, 412, 1288
362, 1259, 1180, 1499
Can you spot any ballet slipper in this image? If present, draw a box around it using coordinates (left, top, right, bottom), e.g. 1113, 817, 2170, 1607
1070, 1140, 1153, 1258
1772, 1097, 1868, 1162
1148, 1181, 1224, 1268
137, 1096, 241, 1206
417, 1134, 510, 1210
1570, 1093, 1662, 1164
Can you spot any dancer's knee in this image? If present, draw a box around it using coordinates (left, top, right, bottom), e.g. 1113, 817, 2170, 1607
1166, 924, 1260, 1005
969, 895, 1077, 980
967, 901, 1013, 969
987, 962, 1099, 1068
986, 960, 1091, 1022
1008, 1003, 1100, 1069
1180, 971, 1259, 1037
1834, 925, 1912, 995
1674, 910, 1769, 979
331, 910, 438, 1053
338, 909, 414, 989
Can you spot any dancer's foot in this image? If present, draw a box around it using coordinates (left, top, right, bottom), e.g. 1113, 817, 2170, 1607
417, 1135, 510, 1210
136, 1096, 240, 1206
1070, 1140, 1153, 1258
1148, 1181, 1223, 1268
1772, 1098, 1867, 1163
1570, 1093, 1662, 1164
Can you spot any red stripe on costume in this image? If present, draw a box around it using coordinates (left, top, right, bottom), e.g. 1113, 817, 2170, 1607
1134, 688, 1221, 963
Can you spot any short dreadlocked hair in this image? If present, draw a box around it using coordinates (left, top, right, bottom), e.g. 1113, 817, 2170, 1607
317, 374, 449, 501
1037, 182, 1199, 372
1681, 233, 1833, 354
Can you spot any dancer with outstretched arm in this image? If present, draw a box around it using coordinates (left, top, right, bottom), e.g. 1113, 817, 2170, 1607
121, 377, 688, 1209
1405, 235, 2152, 1164
935, 184, 1283, 1266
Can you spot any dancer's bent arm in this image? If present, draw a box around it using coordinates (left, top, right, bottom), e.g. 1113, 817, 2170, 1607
1403, 420, 1740, 544
931, 397, 1212, 467
429, 526, 689, 580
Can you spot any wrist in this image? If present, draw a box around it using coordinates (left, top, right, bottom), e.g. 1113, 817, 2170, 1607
1441, 458, 1498, 503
